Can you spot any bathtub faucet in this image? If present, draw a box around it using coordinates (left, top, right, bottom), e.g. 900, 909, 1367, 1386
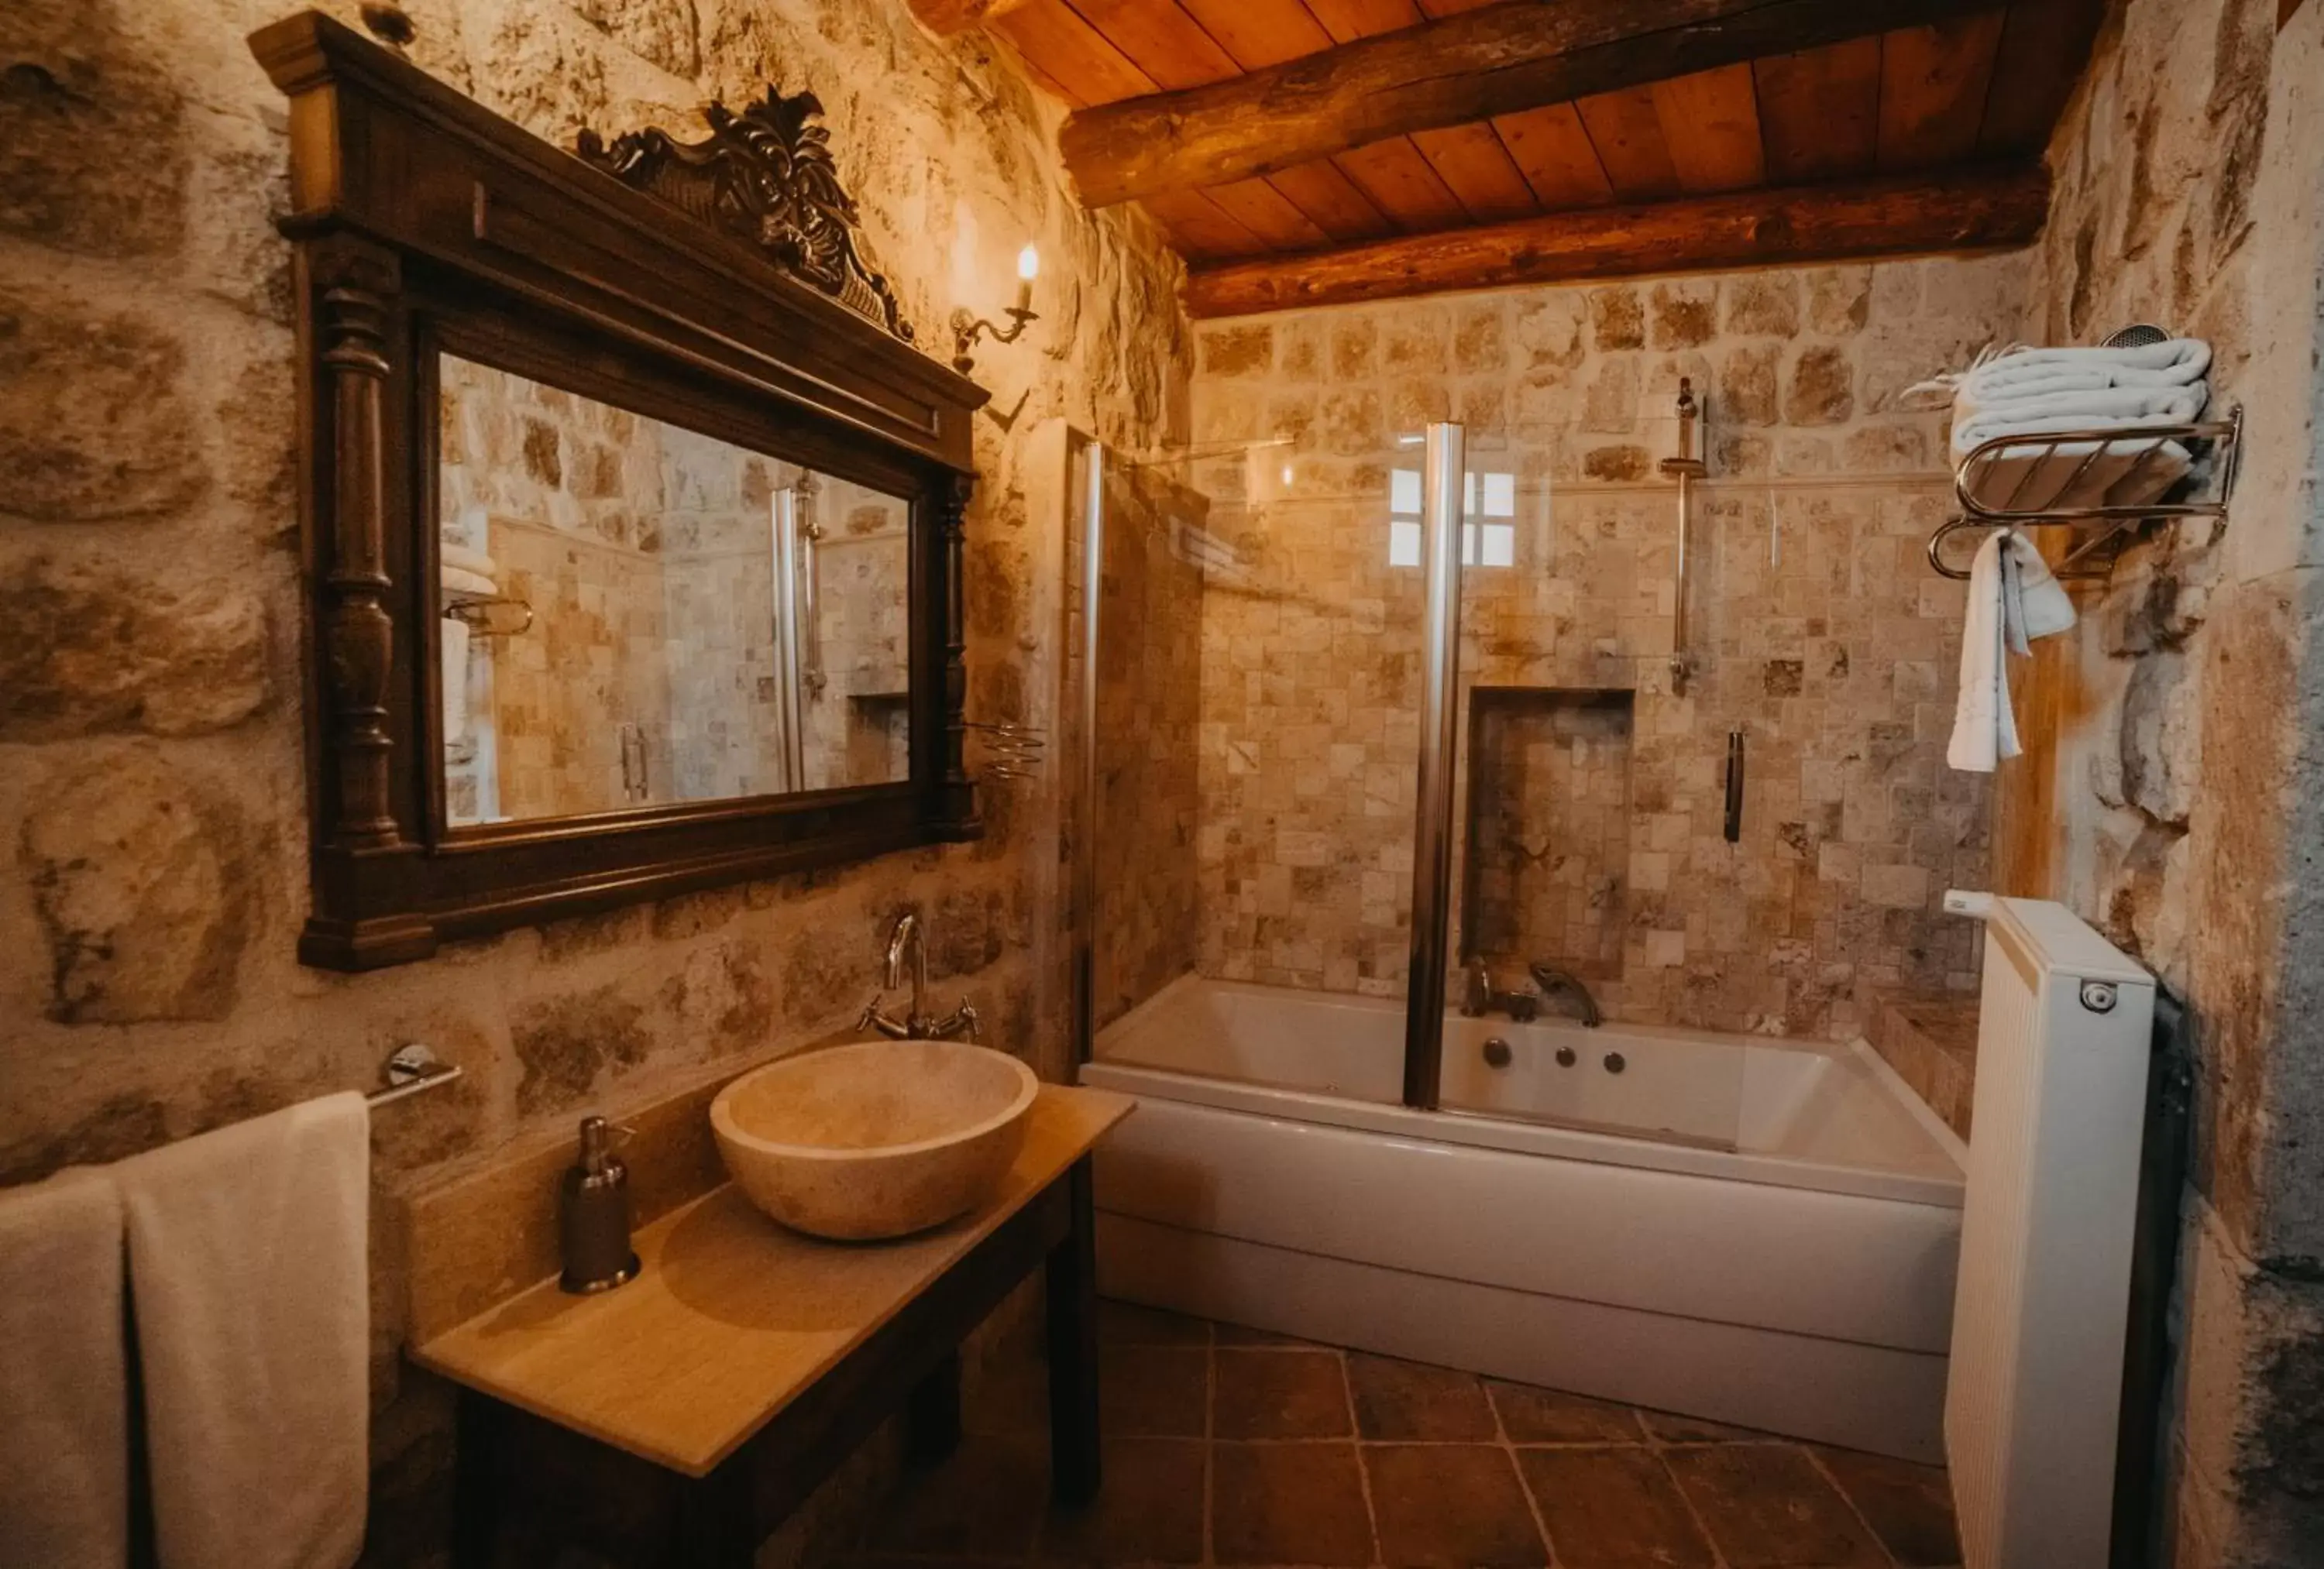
1459, 958, 1540, 1022
1528, 963, 1603, 1028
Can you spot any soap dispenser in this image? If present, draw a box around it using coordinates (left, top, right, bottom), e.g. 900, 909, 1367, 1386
559, 1115, 640, 1294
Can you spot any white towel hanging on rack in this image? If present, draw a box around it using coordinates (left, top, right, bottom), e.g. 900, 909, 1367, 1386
1948, 529, 2076, 773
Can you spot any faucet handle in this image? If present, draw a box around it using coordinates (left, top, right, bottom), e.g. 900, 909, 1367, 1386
954, 1000, 980, 1042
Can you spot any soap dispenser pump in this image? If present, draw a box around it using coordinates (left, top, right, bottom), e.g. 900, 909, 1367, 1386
559, 1115, 640, 1294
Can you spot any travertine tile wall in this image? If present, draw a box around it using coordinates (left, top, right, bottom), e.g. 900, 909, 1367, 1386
1466, 690, 1635, 985
1184, 256, 2026, 1038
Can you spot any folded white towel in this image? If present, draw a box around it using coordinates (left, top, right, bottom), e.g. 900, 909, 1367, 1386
0, 1168, 129, 1569
441, 615, 471, 746
440, 541, 499, 582
439, 565, 499, 601
1949, 529, 2077, 773
1951, 384, 2211, 455
1905, 338, 2211, 411
118, 1095, 370, 1569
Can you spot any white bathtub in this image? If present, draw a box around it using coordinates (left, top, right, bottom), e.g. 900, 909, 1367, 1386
1080, 975, 1966, 1461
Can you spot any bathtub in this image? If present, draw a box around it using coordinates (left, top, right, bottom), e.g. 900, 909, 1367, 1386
1079, 975, 1966, 1461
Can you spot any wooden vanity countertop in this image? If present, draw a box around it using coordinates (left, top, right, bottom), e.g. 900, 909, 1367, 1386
411, 1084, 1134, 1478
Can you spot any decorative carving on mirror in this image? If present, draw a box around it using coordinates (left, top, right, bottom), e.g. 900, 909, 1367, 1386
576, 88, 913, 342
252, 9, 988, 970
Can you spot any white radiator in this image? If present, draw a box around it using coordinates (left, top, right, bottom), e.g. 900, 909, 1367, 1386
1945, 898, 2154, 1568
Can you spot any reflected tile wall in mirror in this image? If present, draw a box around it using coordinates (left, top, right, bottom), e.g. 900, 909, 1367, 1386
435, 355, 910, 826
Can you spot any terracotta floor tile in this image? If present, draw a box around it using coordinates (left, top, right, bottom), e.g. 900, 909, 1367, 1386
1098, 1343, 1208, 1437
1212, 1441, 1374, 1566
867, 1433, 1050, 1557
1665, 1444, 1886, 1567
1364, 1444, 1547, 1567
1518, 1446, 1714, 1569
1639, 1406, 1781, 1444
1097, 1298, 1212, 1347
1040, 1437, 1206, 1565
1489, 1381, 1647, 1444
966, 1350, 1049, 1437
1814, 1447, 1962, 1566
1214, 1348, 1353, 1439
1349, 1353, 1498, 1441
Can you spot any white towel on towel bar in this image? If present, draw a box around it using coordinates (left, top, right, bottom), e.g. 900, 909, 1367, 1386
439, 541, 499, 582
1948, 529, 2076, 774
117, 1094, 370, 1569
0, 1167, 129, 1569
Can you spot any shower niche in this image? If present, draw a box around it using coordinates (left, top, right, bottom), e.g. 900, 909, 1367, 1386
1459, 687, 1636, 988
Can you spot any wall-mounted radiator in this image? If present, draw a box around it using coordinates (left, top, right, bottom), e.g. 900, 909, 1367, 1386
1946, 898, 2155, 1568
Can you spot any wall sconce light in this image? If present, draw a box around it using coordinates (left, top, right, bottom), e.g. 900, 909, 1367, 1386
951, 244, 1040, 375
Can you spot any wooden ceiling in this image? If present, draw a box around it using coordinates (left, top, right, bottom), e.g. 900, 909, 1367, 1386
920, 0, 2103, 314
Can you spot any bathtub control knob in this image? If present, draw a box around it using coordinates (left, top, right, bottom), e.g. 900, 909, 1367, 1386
1603, 1052, 1627, 1074
1554, 1045, 1576, 1067
1483, 1037, 1513, 1069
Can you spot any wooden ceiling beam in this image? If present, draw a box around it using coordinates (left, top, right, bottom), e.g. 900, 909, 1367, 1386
1181, 162, 2048, 316
1061, 0, 2004, 208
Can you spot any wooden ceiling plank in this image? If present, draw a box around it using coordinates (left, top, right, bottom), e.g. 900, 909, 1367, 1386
1975, 0, 2106, 155
1143, 188, 1273, 259
991, 0, 1159, 106
1333, 139, 1473, 231
1184, 162, 2050, 315
1878, 11, 2009, 170
1064, 0, 1243, 88
1575, 85, 1684, 201
1753, 35, 1882, 182
1060, 0, 2006, 206
1265, 159, 1400, 241
1411, 122, 1542, 222
1172, 0, 1336, 67
1303, 0, 1426, 41
1651, 62, 1768, 193
1492, 102, 1618, 209
1205, 177, 1338, 249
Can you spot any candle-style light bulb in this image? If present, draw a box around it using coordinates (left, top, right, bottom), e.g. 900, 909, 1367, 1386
1013, 243, 1039, 312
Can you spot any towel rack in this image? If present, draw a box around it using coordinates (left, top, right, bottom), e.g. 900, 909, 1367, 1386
1927, 404, 2243, 582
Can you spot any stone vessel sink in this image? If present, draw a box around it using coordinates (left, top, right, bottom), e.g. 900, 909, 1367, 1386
710, 1041, 1040, 1241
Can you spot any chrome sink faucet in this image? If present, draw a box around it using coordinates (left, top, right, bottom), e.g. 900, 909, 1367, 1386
860, 911, 981, 1041
1529, 963, 1603, 1028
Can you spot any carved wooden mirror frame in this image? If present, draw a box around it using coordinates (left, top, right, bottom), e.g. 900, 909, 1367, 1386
253, 11, 988, 970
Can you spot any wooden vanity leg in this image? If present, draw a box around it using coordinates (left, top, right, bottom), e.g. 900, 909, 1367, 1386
907, 1349, 964, 1464
1045, 1156, 1101, 1505
450, 1392, 502, 1569
673, 1462, 756, 1569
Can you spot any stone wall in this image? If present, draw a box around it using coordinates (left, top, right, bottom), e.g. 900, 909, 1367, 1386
1995, 0, 2324, 1560
1183, 253, 2024, 1038
0, 0, 1189, 1561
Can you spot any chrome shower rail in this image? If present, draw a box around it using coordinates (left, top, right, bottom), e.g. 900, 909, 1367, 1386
1927, 405, 2243, 582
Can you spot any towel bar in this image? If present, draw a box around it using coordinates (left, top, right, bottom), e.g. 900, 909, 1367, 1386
369, 1043, 462, 1106
1927, 404, 2242, 582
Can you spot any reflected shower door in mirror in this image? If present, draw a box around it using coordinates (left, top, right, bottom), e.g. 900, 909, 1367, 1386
435, 354, 911, 828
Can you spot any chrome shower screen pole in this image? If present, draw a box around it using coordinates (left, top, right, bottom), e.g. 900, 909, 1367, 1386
1402, 421, 1466, 1109
1071, 434, 1105, 1066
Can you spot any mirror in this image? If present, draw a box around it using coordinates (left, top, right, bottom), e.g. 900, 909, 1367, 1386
436, 355, 912, 826
262, 12, 987, 971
